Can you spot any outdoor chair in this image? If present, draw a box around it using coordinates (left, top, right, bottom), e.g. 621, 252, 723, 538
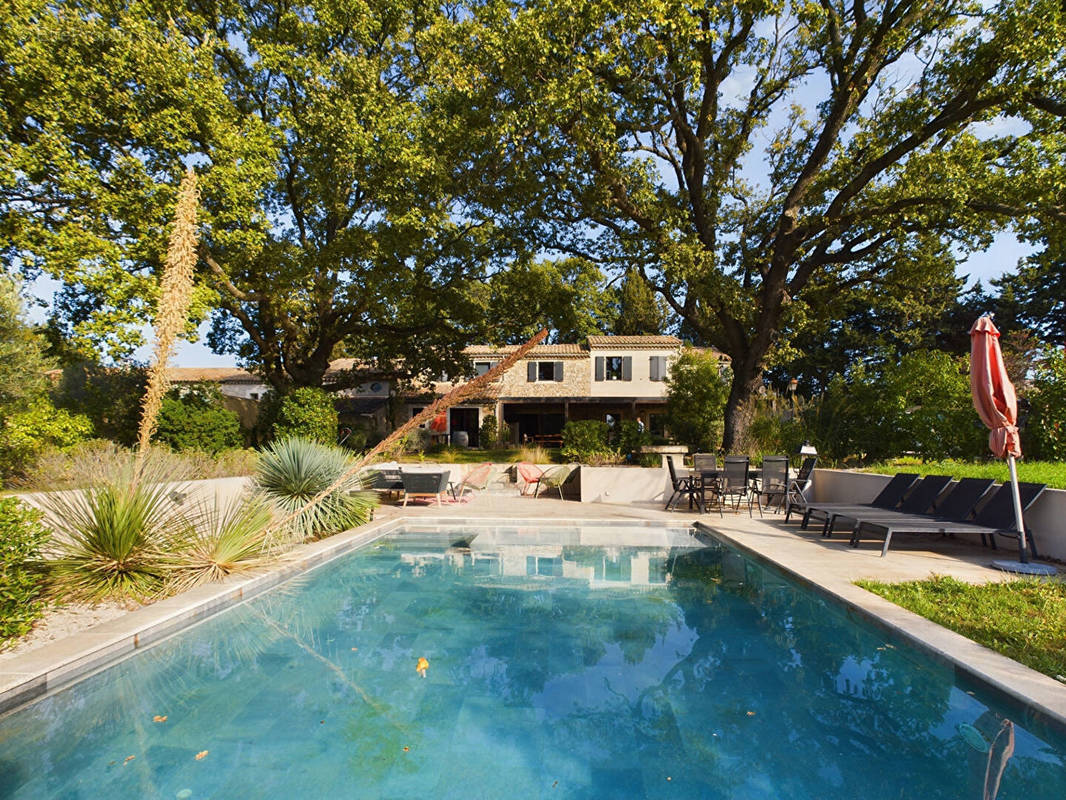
665, 455, 695, 511
852, 481, 1046, 557
751, 456, 789, 515
704, 456, 751, 515
516, 461, 544, 496
818, 474, 953, 540
401, 469, 451, 506
449, 462, 493, 501
534, 464, 576, 499
783, 456, 818, 522
368, 464, 404, 500
801, 473, 919, 535
692, 453, 717, 473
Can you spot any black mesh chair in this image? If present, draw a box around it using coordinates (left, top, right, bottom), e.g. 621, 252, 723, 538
665, 456, 694, 511
751, 456, 789, 515
784, 456, 818, 522
707, 456, 751, 515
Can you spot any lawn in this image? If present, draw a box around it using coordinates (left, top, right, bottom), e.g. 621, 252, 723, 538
865, 458, 1066, 490
856, 574, 1066, 681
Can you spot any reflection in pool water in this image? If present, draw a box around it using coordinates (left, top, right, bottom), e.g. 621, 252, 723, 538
0, 524, 1063, 799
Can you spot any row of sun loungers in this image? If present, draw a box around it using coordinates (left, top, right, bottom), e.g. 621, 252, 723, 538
799, 473, 1046, 557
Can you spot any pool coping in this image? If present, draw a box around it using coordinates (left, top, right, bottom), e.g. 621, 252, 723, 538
2, 514, 1064, 740
692, 520, 1066, 738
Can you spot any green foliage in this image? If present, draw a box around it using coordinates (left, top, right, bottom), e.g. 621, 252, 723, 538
480, 258, 616, 343
254, 438, 377, 540
0, 275, 47, 415
154, 384, 242, 454
165, 496, 275, 594
857, 575, 1066, 681
664, 349, 730, 453
259, 387, 338, 446
816, 350, 984, 462
864, 458, 1066, 490
561, 419, 610, 462
41, 456, 192, 602
614, 419, 650, 456
53, 364, 147, 446
614, 269, 670, 336
0, 397, 92, 481
479, 414, 499, 446
1027, 348, 1066, 461
0, 497, 50, 643
740, 393, 811, 458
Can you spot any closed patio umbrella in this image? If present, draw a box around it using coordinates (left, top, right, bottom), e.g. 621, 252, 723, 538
429, 410, 448, 432
969, 315, 1055, 575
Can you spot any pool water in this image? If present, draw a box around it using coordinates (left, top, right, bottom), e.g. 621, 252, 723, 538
1, 524, 1064, 799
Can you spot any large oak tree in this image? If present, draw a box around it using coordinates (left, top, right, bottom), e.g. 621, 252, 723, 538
444, 0, 1066, 448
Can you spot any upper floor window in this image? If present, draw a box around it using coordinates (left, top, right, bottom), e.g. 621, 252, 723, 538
474, 360, 502, 381
649, 356, 668, 381
595, 356, 632, 381
527, 361, 564, 382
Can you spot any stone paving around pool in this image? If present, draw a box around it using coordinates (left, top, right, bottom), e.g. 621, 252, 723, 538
3, 488, 1064, 730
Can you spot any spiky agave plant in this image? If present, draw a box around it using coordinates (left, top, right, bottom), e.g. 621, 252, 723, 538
255, 438, 377, 541
42, 455, 195, 602
165, 495, 276, 594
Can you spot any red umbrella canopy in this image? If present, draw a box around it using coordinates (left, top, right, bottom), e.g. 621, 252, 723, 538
969, 316, 1021, 459
429, 410, 448, 432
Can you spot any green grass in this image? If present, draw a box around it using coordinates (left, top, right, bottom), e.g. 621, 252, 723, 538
396, 446, 563, 464
856, 575, 1066, 680
864, 458, 1066, 489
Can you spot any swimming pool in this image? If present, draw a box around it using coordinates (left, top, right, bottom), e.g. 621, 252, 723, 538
0, 522, 1063, 798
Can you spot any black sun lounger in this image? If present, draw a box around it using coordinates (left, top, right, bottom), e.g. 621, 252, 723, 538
801, 473, 918, 536
818, 474, 953, 540
853, 481, 1046, 557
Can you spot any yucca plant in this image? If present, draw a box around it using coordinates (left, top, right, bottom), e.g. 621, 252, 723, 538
255, 438, 377, 541
165, 495, 276, 594
42, 456, 195, 602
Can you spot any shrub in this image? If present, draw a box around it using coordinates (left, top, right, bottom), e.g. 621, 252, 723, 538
561, 419, 610, 461
41, 455, 194, 602
664, 348, 730, 452
254, 438, 377, 540
0, 398, 92, 481
258, 386, 339, 445
614, 419, 650, 456
480, 414, 499, 446
154, 384, 242, 454
0, 497, 50, 643
1027, 348, 1066, 461
53, 363, 148, 446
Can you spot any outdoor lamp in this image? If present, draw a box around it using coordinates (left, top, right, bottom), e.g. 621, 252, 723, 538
799, 441, 817, 456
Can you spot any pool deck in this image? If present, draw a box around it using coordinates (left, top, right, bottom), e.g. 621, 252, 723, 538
2, 491, 1064, 733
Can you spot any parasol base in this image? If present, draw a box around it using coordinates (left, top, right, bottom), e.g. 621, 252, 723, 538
991, 560, 1058, 576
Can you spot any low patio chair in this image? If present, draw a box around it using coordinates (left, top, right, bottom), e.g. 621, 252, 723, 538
751, 456, 789, 515
401, 469, 451, 506
516, 461, 544, 496
534, 464, 575, 499
783, 456, 818, 522
368, 464, 404, 500
450, 462, 493, 501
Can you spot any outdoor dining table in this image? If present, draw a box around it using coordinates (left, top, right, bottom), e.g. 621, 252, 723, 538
684, 468, 763, 512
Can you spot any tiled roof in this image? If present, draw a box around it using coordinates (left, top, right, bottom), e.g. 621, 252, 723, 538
463, 344, 587, 358
167, 367, 260, 383
586, 335, 683, 349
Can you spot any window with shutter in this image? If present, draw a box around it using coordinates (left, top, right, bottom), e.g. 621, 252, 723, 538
621, 357, 632, 381
553, 361, 564, 381
595, 357, 605, 381
527, 361, 537, 382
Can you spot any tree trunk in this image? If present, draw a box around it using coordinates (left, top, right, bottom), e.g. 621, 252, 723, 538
721, 358, 765, 453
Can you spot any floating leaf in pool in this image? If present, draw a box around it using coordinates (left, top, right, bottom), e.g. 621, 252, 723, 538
416, 657, 429, 677
153, 715, 167, 723
195, 750, 209, 761
123, 755, 135, 765
403, 746, 410, 752
746, 711, 755, 717
957, 723, 990, 753
176, 791, 192, 799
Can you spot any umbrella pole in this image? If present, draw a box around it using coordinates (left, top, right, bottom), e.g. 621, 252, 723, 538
1006, 454, 1029, 563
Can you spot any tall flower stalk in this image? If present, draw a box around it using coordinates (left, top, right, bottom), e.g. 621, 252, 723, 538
136, 167, 199, 468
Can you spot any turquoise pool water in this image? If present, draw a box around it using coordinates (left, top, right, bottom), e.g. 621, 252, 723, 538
0, 523, 1063, 799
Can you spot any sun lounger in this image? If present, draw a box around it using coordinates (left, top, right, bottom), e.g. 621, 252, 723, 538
818, 474, 953, 539
853, 481, 1046, 557
801, 473, 918, 535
